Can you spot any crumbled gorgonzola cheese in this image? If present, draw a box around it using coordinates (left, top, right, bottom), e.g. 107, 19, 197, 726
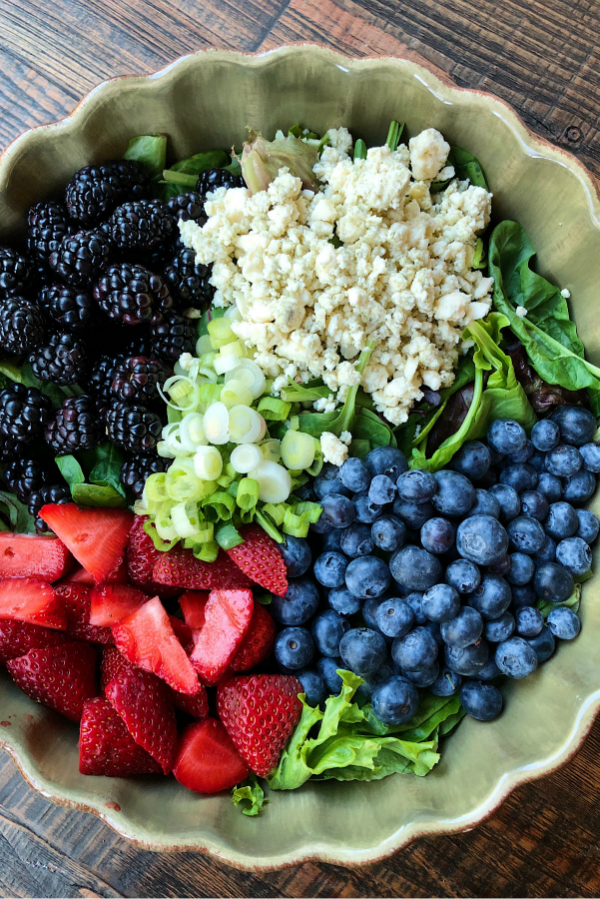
320, 431, 350, 466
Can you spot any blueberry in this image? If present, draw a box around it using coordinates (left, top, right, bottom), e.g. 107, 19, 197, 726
393, 498, 435, 529
545, 502, 579, 540
547, 606, 581, 640
392, 626, 439, 671
506, 553, 535, 586
390, 545, 443, 592
420, 517, 455, 555
450, 440, 491, 480
311, 610, 350, 657
432, 470, 476, 517
375, 597, 415, 638
531, 419, 560, 452
484, 611, 515, 643
511, 584, 537, 608
487, 419, 527, 455
372, 676, 419, 726
396, 469, 437, 503
345, 555, 391, 599
320, 493, 356, 529
545, 444, 583, 478
314, 551, 349, 588
529, 451, 547, 473
465, 489, 501, 519
316, 656, 344, 694
468, 574, 512, 620
487, 554, 512, 577
320, 529, 342, 552
354, 492, 384, 524
314, 467, 350, 500
556, 536, 593, 576
400, 662, 439, 688
328, 587, 363, 616
280, 536, 312, 578
533, 562, 574, 603
490, 484, 521, 522
580, 442, 600, 473
310, 514, 333, 535
476, 658, 503, 681
532, 534, 557, 565
477, 469, 499, 489
520, 490, 549, 521
444, 639, 489, 676
576, 509, 600, 544
297, 669, 327, 706
495, 637, 538, 678
527, 626, 556, 662
271, 578, 320, 625
499, 463, 538, 492
423, 619, 444, 648
460, 681, 503, 721
354, 664, 394, 705
551, 405, 596, 447
362, 597, 384, 630
405, 592, 427, 625
507, 516, 546, 554
422, 583, 461, 623
515, 605, 544, 638
430, 667, 462, 696
456, 515, 509, 565
339, 456, 371, 493
509, 439, 535, 464
440, 606, 483, 649
339, 523, 375, 558
339, 627, 388, 677
275, 627, 315, 670
562, 469, 596, 504
445, 559, 481, 594
537, 472, 562, 503
368, 474, 397, 505
365, 446, 408, 481
371, 515, 406, 553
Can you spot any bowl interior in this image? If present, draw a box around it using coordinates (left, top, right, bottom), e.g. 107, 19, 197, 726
1, 46, 600, 868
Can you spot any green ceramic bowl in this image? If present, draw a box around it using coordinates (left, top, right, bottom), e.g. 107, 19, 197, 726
1, 45, 600, 869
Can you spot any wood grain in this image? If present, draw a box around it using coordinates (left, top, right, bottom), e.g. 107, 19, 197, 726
1, 0, 600, 896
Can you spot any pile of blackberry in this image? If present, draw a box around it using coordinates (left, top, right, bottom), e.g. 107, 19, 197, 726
0, 157, 234, 523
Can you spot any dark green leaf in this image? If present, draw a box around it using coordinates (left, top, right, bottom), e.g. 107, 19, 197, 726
55, 455, 85, 492
385, 121, 404, 152
88, 442, 126, 498
0, 359, 22, 382
0, 490, 37, 533
353, 139, 367, 161
431, 145, 488, 192
71, 483, 126, 508
232, 774, 267, 816
124, 134, 167, 178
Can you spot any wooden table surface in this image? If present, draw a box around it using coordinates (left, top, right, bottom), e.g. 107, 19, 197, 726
1, 1, 600, 896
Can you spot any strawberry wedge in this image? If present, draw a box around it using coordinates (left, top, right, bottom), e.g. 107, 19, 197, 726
0, 618, 69, 664
112, 596, 199, 695
189, 589, 253, 686
55, 583, 113, 644
225, 525, 288, 597
64, 557, 128, 587
229, 602, 277, 674
173, 719, 249, 794
89, 585, 148, 627
39, 504, 133, 585
0, 578, 66, 630
0, 533, 73, 582
178, 591, 209, 630
79, 697, 163, 777
100, 645, 137, 693
7, 641, 98, 721
153, 547, 253, 591
126, 515, 181, 599
168, 683, 209, 719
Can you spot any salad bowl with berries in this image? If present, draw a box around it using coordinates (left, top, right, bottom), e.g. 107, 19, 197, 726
1, 46, 600, 868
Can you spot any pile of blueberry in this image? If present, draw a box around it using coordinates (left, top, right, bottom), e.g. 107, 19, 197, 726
272, 405, 599, 726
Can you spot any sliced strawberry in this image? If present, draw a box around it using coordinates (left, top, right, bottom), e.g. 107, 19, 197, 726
189, 589, 253, 686
39, 504, 133, 585
179, 591, 209, 630
79, 697, 163, 777
229, 603, 277, 674
168, 682, 209, 719
225, 525, 288, 597
100, 645, 137, 693
105, 669, 177, 774
126, 515, 181, 599
0, 532, 73, 582
0, 618, 69, 664
55, 584, 113, 644
217, 674, 302, 777
6, 641, 98, 721
169, 615, 193, 648
89, 584, 148, 627
0, 578, 66, 630
112, 596, 199, 695
153, 546, 253, 591
65, 557, 128, 587
173, 719, 249, 794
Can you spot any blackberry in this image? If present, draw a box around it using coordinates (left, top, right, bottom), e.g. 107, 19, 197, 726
49, 230, 112, 287
163, 246, 214, 309
0, 435, 19, 464
122, 328, 152, 359
0, 247, 34, 296
27, 202, 71, 260
110, 355, 170, 404
93, 263, 173, 326
167, 192, 207, 223
0, 384, 52, 445
4, 458, 51, 503
105, 400, 162, 454
120, 453, 168, 499
38, 283, 93, 331
86, 354, 125, 408
196, 168, 244, 202
65, 160, 151, 225
0, 295, 45, 353
29, 483, 71, 534
32, 258, 55, 288
102, 200, 176, 252
29, 332, 88, 385
45, 395, 103, 455
150, 312, 197, 363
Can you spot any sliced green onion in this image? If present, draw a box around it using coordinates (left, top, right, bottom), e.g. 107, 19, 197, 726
260, 439, 281, 463
224, 305, 242, 322
250, 460, 292, 503
193, 445, 224, 480
166, 460, 205, 502
179, 412, 207, 452
236, 478, 260, 511
225, 359, 266, 399
167, 405, 182, 425
254, 509, 285, 544
281, 429, 316, 470
229, 406, 265, 444
144, 472, 168, 504
193, 539, 219, 562
306, 439, 324, 476
386, 120, 404, 152
215, 522, 244, 550
214, 351, 243, 375
203, 402, 230, 444
217, 474, 233, 489
261, 502, 288, 526
207, 317, 235, 349
142, 518, 178, 552
230, 443, 263, 474
199, 351, 218, 370
155, 510, 178, 542
291, 501, 322, 523
201, 490, 236, 521
282, 508, 311, 538
257, 396, 292, 421
198, 383, 223, 406
171, 501, 202, 538
220, 380, 254, 409
353, 139, 367, 160
196, 334, 213, 355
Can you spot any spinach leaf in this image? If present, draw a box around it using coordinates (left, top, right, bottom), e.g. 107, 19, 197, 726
0, 490, 37, 533
431, 145, 488, 192
489, 221, 600, 415
160, 148, 231, 198
55, 455, 85, 490
88, 442, 126, 498
124, 133, 167, 179
72, 483, 126, 508
0, 359, 23, 383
